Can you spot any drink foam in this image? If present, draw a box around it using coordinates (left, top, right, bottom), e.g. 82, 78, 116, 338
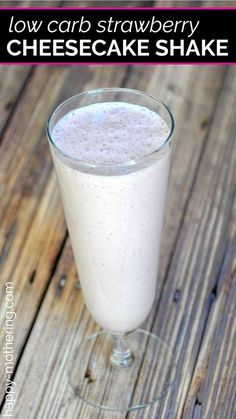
52, 102, 169, 165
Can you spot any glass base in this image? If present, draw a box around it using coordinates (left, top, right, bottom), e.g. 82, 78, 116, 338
68, 329, 176, 412
69, 329, 176, 412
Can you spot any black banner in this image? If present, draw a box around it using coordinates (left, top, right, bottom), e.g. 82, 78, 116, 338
0, 8, 235, 64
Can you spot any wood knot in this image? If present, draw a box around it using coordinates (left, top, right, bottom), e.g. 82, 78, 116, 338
5, 101, 13, 111
75, 281, 81, 291
173, 289, 181, 303
29, 270, 36, 284
200, 119, 209, 129
195, 396, 202, 406
168, 83, 176, 92
84, 367, 95, 384
56, 275, 67, 293
210, 283, 218, 303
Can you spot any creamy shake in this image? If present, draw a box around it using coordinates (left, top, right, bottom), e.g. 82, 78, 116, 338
50, 102, 170, 333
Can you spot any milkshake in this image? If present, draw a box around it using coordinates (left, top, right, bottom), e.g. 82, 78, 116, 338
49, 100, 171, 333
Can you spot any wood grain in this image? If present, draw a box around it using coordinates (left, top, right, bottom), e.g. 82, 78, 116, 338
0, 65, 129, 404
127, 67, 236, 419
0, 2, 236, 414
0, 67, 31, 137
0, 63, 235, 418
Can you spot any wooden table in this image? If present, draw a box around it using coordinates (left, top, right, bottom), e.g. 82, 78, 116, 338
0, 64, 235, 418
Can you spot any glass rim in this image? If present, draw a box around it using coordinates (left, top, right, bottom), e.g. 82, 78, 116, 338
46, 87, 174, 170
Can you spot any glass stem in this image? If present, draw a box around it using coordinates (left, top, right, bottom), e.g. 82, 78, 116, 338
109, 334, 134, 368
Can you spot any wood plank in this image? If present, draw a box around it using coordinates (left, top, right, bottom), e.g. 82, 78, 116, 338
183, 239, 236, 418
2, 65, 229, 418
1, 3, 235, 418
127, 67, 236, 419
154, 0, 235, 5
0, 65, 129, 404
0, 1, 154, 7
0, 67, 31, 136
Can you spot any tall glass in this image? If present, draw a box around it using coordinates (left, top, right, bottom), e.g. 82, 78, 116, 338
47, 88, 175, 411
